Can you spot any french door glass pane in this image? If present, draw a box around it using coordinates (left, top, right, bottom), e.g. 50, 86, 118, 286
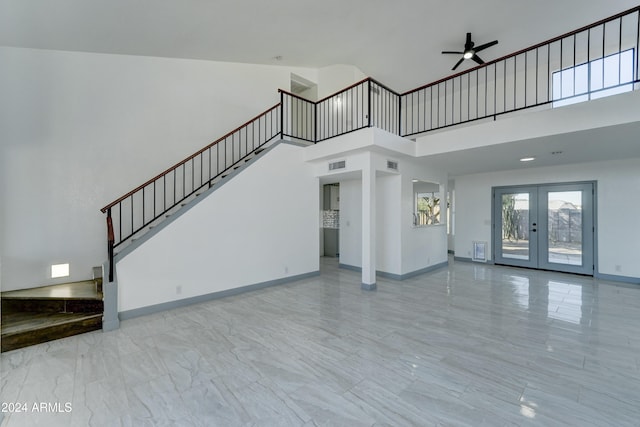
547, 191, 582, 266
501, 193, 530, 260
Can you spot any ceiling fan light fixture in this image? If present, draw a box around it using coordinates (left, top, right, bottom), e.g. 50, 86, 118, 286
442, 33, 498, 70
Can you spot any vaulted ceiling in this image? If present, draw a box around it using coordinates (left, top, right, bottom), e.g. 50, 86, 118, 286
3, 1, 640, 176
1, 1, 638, 92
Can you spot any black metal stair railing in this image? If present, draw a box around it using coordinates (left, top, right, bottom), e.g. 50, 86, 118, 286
101, 105, 280, 282
101, 6, 640, 282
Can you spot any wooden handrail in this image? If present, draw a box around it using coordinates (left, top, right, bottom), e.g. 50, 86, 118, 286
99, 5, 639, 282
316, 77, 372, 103
367, 78, 401, 97
101, 5, 640, 214
100, 103, 280, 213
101, 5, 640, 213
278, 79, 372, 105
278, 88, 314, 103
280, 77, 400, 107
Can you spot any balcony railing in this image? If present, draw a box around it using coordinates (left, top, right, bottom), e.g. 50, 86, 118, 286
281, 6, 640, 140
281, 78, 402, 142
400, 6, 640, 136
102, 6, 640, 282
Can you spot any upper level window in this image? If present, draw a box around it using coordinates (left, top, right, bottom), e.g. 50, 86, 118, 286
553, 49, 634, 107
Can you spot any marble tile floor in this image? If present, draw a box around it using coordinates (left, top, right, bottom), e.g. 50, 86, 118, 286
2, 257, 640, 426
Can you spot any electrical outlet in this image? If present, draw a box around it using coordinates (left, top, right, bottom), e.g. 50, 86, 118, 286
176, 285, 182, 295
615, 265, 622, 272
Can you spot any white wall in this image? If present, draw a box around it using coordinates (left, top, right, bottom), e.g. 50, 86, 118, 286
0, 47, 359, 291
317, 65, 367, 99
337, 171, 403, 276
399, 160, 448, 275
333, 131, 448, 277
339, 169, 448, 277
448, 179, 456, 252
454, 158, 640, 279
116, 143, 319, 312
376, 175, 402, 275
339, 178, 362, 268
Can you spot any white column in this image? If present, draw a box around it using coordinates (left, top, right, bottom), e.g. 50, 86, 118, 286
361, 157, 376, 290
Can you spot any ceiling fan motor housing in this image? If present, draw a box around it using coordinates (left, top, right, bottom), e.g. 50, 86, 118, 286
442, 32, 499, 70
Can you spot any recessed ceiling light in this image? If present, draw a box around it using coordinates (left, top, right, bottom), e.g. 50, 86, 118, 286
412, 179, 419, 183
520, 157, 536, 162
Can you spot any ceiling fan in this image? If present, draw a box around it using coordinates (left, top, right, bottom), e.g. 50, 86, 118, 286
442, 33, 498, 71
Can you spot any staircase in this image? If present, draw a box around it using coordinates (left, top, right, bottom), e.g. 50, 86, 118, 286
123, 146, 269, 251
1, 279, 103, 352
100, 101, 286, 285
92, 5, 640, 328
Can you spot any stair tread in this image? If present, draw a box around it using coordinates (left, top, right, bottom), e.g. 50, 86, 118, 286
1, 280, 102, 301
1, 312, 102, 336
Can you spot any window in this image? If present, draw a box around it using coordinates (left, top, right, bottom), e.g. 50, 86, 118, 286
413, 180, 441, 226
552, 49, 634, 107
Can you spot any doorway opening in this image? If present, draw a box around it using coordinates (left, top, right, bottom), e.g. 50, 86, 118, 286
321, 183, 340, 257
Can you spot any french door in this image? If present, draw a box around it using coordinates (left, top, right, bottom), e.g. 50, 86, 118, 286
493, 182, 594, 275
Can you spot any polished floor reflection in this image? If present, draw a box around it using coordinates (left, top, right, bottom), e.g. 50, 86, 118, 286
2, 257, 640, 426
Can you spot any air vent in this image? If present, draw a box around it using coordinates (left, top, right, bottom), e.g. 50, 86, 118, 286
387, 160, 399, 171
370, 86, 380, 95
329, 160, 346, 171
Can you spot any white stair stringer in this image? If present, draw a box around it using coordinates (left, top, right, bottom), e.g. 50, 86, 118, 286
110, 139, 319, 319
113, 140, 279, 260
